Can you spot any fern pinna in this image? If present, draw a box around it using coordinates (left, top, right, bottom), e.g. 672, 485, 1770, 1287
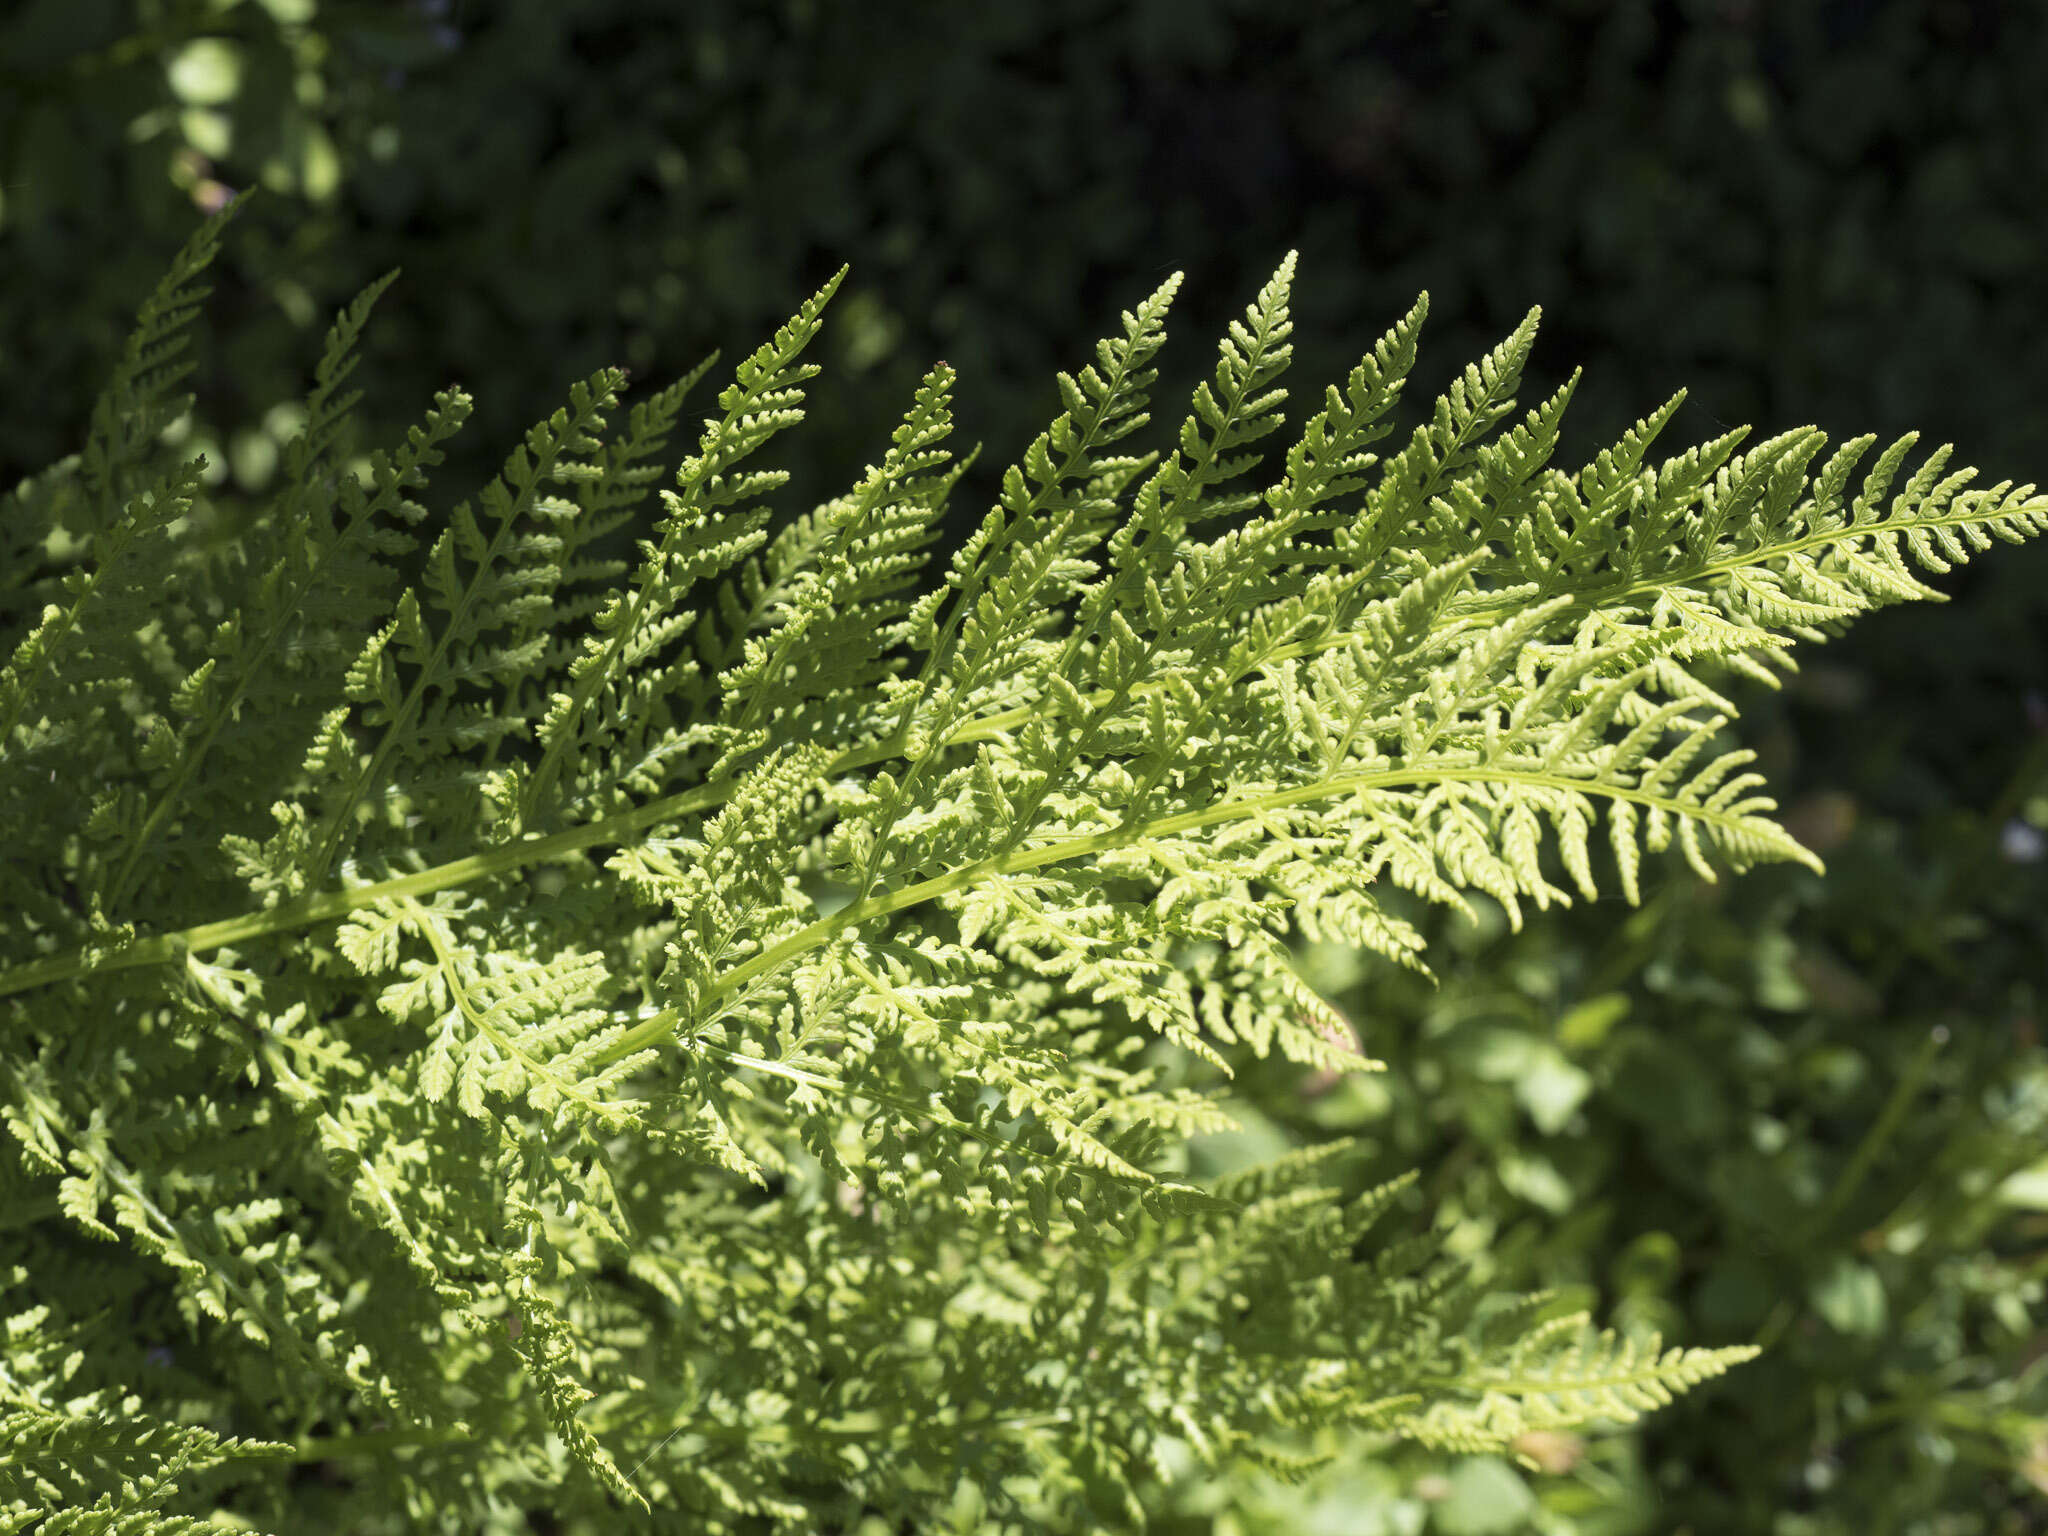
3, 199, 2041, 1532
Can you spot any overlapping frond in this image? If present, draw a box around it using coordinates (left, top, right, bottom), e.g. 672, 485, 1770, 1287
4, 223, 2041, 1531
508, 273, 848, 834
0, 1401, 289, 1532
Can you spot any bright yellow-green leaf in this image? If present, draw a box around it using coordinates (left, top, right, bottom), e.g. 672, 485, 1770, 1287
168, 39, 245, 106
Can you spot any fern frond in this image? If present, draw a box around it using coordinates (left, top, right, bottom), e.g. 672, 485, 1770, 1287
0, 1402, 289, 1518
0, 458, 207, 932
98, 275, 469, 914
1401, 1318, 1760, 1454
305, 368, 627, 881
513, 272, 845, 832
4, 235, 2043, 1530
716, 360, 961, 768
75, 197, 244, 536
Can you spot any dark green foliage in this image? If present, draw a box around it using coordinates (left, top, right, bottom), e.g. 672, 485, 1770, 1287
11, 1, 2048, 499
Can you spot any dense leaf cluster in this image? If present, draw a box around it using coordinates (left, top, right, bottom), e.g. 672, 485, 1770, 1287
3, 204, 2043, 1531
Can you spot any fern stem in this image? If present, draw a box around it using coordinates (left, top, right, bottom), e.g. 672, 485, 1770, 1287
594, 763, 1811, 1069
1813, 1022, 1949, 1235
0, 621, 1444, 1001
0, 677, 1809, 1007
0, 771, 733, 997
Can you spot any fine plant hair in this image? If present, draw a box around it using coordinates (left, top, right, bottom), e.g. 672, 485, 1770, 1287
4, 197, 2043, 1532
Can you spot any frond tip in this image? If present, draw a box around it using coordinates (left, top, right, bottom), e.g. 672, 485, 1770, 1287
1406, 1318, 1761, 1456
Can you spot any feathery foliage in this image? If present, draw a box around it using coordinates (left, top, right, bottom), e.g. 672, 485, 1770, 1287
4, 200, 2042, 1531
